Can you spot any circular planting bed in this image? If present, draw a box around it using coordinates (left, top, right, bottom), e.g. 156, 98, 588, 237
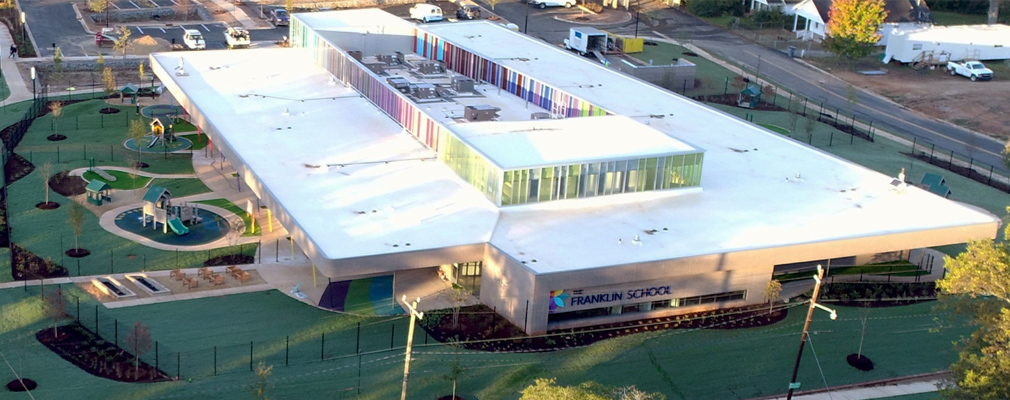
5, 378, 37, 392
847, 353, 874, 371
35, 201, 60, 210
47, 134, 67, 141
66, 248, 91, 258
99, 107, 121, 114
682, 51, 699, 57
49, 171, 87, 197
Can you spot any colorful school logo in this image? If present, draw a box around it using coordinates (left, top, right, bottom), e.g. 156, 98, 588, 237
549, 290, 568, 312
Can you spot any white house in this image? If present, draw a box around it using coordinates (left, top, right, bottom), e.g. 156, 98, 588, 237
791, 0, 932, 41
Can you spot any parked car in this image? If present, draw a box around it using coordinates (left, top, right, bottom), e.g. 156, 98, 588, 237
946, 60, 993, 81
270, 8, 290, 26
410, 3, 443, 23
224, 26, 251, 49
529, 0, 574, 9
182, 29, 206, 50
455, 0, 480, 19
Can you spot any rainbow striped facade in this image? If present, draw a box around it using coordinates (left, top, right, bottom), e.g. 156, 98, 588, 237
414, 31, 608, 118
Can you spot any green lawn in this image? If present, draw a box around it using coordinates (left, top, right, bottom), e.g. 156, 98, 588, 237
931, 11, 987, 26
775, 261, 920, 282
150, 178, 211, 198
0, 286, 974, 400
759, 123, 790, 135
82, 169, 153, 190
179, 133, 210, 150
191, 198, 262, 236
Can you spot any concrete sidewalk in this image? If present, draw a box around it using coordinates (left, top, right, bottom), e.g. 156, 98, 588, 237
1, 26, 35, 104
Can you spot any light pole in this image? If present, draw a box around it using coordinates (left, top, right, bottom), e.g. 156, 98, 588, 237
785, 265, 837, 400
30, 66, 36, 101
523, 0, 529, 34
400, 295, 423, 400
20, 12, 25, 46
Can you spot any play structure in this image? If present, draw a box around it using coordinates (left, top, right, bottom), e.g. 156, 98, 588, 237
85, 180, 113, 206
148, 116, 177, 148
142, 185, 202, 235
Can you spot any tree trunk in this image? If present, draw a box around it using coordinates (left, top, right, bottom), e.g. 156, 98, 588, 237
990, 0, 1000, 25
75, 234, 79, 251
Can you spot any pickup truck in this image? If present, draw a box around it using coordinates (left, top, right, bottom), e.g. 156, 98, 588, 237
946, 60, 993, 81
224, 27, 251, 49
529, 0, 574, 8
182, 29, 206, 50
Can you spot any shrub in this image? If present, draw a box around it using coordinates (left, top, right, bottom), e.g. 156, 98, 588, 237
751, 9, 786, 23
686, 0, 743, 17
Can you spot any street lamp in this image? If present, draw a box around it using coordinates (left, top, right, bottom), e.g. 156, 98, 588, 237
30, 66, 36, 101
785, 265, 837, 400
523, 0, 529, 34
400, 296, 424, 400
20, 12, 25, 45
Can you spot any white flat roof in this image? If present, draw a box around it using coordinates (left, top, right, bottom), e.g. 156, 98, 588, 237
154, 11, 998, 274
151, 48, 499, 260
452, 115, 700, 169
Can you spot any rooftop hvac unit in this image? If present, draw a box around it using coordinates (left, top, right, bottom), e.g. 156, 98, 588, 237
464, 105, 500, 121
387, 77, 410, 93
376, 54, 398, 65
365, 63, 386, 75
347, 50, 363, 61
452, 76, 475, 93
394, 51, 405, 65
412, 83, 439, 100
418, 61, 444, 75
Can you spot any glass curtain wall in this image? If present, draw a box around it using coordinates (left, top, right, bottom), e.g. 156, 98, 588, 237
501, 153, 704, 206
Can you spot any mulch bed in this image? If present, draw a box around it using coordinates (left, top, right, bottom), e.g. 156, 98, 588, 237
5, 378, 37, 392
66, 248, 91, 258
819, 282, 936, 307
698, 93, 788, 112
36, 323, 171, 383
421, 304, 787, 352
4, 153, 34, 185
47, 134, 67, 141
847, 353, 874, 371
50, 171, 87, 197
99, 107, 121, 115
205, 254, 255, 267
11, 244, 67, 280
35, 201, 60, 210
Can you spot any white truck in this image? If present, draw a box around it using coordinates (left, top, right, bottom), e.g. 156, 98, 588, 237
224, 27, 251, 49
529, 0, 574, 8
563, 27, 609, 64
182, 29, 206, 50
946, 60, 993, 81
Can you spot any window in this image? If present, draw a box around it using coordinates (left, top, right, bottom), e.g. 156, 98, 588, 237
547, 290, 747, 325
912, 44, 922, 51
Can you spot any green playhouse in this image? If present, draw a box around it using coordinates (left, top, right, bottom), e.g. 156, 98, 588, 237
738, 84, 763, 109
85, 180, 113, 205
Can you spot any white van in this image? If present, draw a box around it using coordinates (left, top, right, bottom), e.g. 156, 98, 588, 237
410, 4, 443, 23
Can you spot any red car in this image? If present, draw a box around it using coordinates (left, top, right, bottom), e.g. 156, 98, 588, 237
95, 32, 115, 47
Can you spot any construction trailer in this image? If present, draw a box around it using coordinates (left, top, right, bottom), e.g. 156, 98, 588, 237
882, 24, 1010, 65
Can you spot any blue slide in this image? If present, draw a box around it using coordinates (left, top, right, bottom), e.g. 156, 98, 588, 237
167, 217, 189, 235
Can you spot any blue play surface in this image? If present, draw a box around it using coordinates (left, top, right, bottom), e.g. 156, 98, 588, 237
114, 207, 230, 246
124, 136, 193, 153
318, 275, 404, 316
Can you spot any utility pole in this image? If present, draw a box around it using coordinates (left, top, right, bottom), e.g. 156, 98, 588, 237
785, 265, 837, 400
400, 296, 424, 400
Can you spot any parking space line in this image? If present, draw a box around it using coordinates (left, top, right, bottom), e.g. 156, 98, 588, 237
159, 27, 166, 33
111, 2, 121, 9
170, 0, 179, 5
150, 0, 161, 6
129, 0, 140, 8
201, 24, 209, 32
137, 26, 144, 34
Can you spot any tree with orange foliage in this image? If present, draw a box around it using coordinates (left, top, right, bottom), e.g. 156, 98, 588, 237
823, 0, 888, 61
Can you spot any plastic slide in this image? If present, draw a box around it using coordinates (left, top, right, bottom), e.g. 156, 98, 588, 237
146, 136, 160, 149
167, 217, 189, 235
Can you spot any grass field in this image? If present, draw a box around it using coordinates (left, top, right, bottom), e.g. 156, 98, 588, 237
82, 170, 153, 189
0, 286, 972, 399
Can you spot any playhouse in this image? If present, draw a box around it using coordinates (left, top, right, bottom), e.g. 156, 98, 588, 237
738, 85, 763, 109
148, 116, 177, 149
142, 185, 201, 235
85, 180, 112, 205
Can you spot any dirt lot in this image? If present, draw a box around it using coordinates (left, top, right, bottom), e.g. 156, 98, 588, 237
816, 59, 1010, 141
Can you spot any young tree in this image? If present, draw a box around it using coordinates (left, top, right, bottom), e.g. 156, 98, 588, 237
114, 25, 132, 56
127, 154, 140, 188
45, 290, 67, 337
138, 61, 147, 89
764, 280, 782, 314
450, 282, 468, 329
252, 361, 272, 400
128, 118, 148, 165
845, 84, 858, 127
67, 202, 86, 252
489, 0, 498, 11
125, 320, 152, 374
103, 66, 117, 99
823, 0, 888, 61
936, 215, 1010, 400
614, 386, 666, 400
53, 47, 64, 82
285, 0, 292, 12
50, 101, 64, 138
40, 161, 53, 205
87, 0, 108, 12
990, 0, 1001, 25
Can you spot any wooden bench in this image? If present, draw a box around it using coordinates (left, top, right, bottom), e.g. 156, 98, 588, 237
185, 277, 199, 289
212, 275, 225, 286
235, 271, 250, 284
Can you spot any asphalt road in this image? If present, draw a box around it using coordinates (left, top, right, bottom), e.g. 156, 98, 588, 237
482, 0, 1009, 173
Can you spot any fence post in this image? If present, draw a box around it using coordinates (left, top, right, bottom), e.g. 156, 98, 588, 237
155, 341, 159, 370
286, 336, 289, 366
929, 144, 935, 163
321, 333, 325, 361
950, 151, 954, 168
829, 131, 833, 147
356, 322, 360, 354
57, 146, 60, 163
76, 297, 80, 321
988, 165, 994, 185
214, 346, 217, 376
115, 319, 118, 346
390, 324, 395, 350
250, 341, 253, 371
177, 352, 180, 379
95, 305, 99, 334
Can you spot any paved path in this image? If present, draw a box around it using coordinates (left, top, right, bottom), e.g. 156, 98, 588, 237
0, 26, 35, 104
749, 372, 947, 400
